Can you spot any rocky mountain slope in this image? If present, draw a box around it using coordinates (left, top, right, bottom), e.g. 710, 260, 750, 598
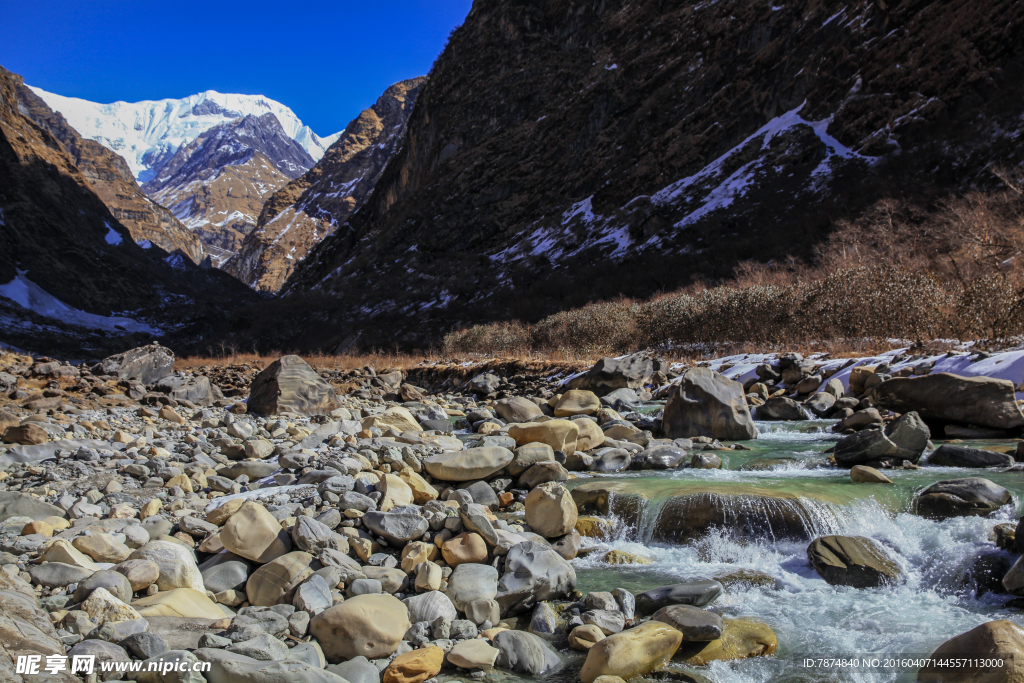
29, 88, 340, 182
225, 77, 426, 292
142, 114, 316, 264
269, 0, 1023, 351
0, 66, 257, 357
12, 83, 206, 264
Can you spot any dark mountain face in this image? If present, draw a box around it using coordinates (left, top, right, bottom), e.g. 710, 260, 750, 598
266, 0, 1023, 351
13, 82, 207, 265
224, 77, 426, 293
0, 65, 257, 357
142, 113, 318, 264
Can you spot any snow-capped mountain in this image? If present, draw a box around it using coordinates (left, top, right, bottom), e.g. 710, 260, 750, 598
142, 113, 316, 266
28, 88, 341, 183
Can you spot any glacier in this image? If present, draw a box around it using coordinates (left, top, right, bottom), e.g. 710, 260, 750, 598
28, 87, 342, 182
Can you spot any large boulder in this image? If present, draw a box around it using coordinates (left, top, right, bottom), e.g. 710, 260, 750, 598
870, 373, 1024, 430
152, 374, 220, 406
0, 589, 67, 678
507, 443, 556, 476
0, 491, 64, 522
422, 447, 514, 481
220, 501, 293, 563
833, 412, 930, 466
309, 594, 411, 662
757, 397, 806, 421
651, 605, 724, 641
554, 390, 601, 417
635, 581, 723, 615
362, 512, 429, 544
445, 563, 498, 611
916, 478, 1012, 519
92, 344, 174, 385
661, 368, 757, 441
361, 407, 421, 434
580, 621, 683, 683
675, 617, 778, 666
568, 353, 664, 396
507, 421, 579, 453
493, 629, 563, 675
247, 355, 340, 416
246, 551, 314, 606
494, 397, 543, 423
928, 445, 1014, 468
495, 541, 576, 614
128, 541, 205, 592
918, 620, 1024, 683
524, 482, 577, 538
466, 373, 500, 396
806, 535, 902, 588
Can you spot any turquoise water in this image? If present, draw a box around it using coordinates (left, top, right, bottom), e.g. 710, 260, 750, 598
567, 420, 1024, 683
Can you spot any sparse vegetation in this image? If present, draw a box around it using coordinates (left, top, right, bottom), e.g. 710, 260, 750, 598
444, 178, 1024, 358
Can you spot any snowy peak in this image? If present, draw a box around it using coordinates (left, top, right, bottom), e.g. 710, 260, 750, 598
28, 87, 340, 182
140, 112, 315, 266
143, 112, 315, 194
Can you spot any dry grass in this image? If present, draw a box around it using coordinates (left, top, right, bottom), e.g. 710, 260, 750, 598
175, 349, 442, 373
443, 176, 1024, 359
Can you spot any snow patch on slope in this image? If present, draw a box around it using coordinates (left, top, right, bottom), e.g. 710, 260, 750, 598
104, 222, 123, 245
0, 271, 159, 334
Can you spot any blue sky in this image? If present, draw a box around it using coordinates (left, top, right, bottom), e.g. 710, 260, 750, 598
0, 0, 473, 136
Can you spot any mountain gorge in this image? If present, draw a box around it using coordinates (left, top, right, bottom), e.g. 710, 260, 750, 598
0, 66, 256, 356
225, 77, 426, 292
142, 113, 318, 264
13, 82, 207, 264
262, 0, 1024, 351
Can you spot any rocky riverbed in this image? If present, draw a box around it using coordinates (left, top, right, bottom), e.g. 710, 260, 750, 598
3, 344, 1024, 683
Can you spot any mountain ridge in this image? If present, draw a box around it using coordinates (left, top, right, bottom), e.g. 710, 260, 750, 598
29, 87, 341, 182
0, 65, 257, 356
267, 0, 1024, 352
141, 113, 318, 265
224, 77, 426, 292
13, 82, 207, 264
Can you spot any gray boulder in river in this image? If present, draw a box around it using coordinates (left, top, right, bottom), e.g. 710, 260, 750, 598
661, 368, 757, 441
927, 445, 1014, 468
833, 411, 930, 466
916, 477, 1012, 519
807, 535, 902, 588
869, 373, 1024, 430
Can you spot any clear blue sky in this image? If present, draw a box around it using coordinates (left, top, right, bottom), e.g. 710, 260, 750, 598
0, 0, 473, 136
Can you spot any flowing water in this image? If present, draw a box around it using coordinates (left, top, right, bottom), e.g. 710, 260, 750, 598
567, 418, 1024, 683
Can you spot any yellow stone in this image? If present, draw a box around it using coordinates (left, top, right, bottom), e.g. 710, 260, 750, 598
21, 520, 53, 537
576, 516, 615, 540
507, 420, 579, 454
206, 498, 245, 526
132, 588, 225, 619
554, 390, 601, 417
603, 550, 653, 565
140, 499, 162, 519
581, 621, 683, 683
576, 419, 605, 451
378, 473, 414, 511
42, 516, 69, 531
382, 646, 444, 683
400, 541, 438, 573
398, 469, 438, 504
678, 617, 778, 665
